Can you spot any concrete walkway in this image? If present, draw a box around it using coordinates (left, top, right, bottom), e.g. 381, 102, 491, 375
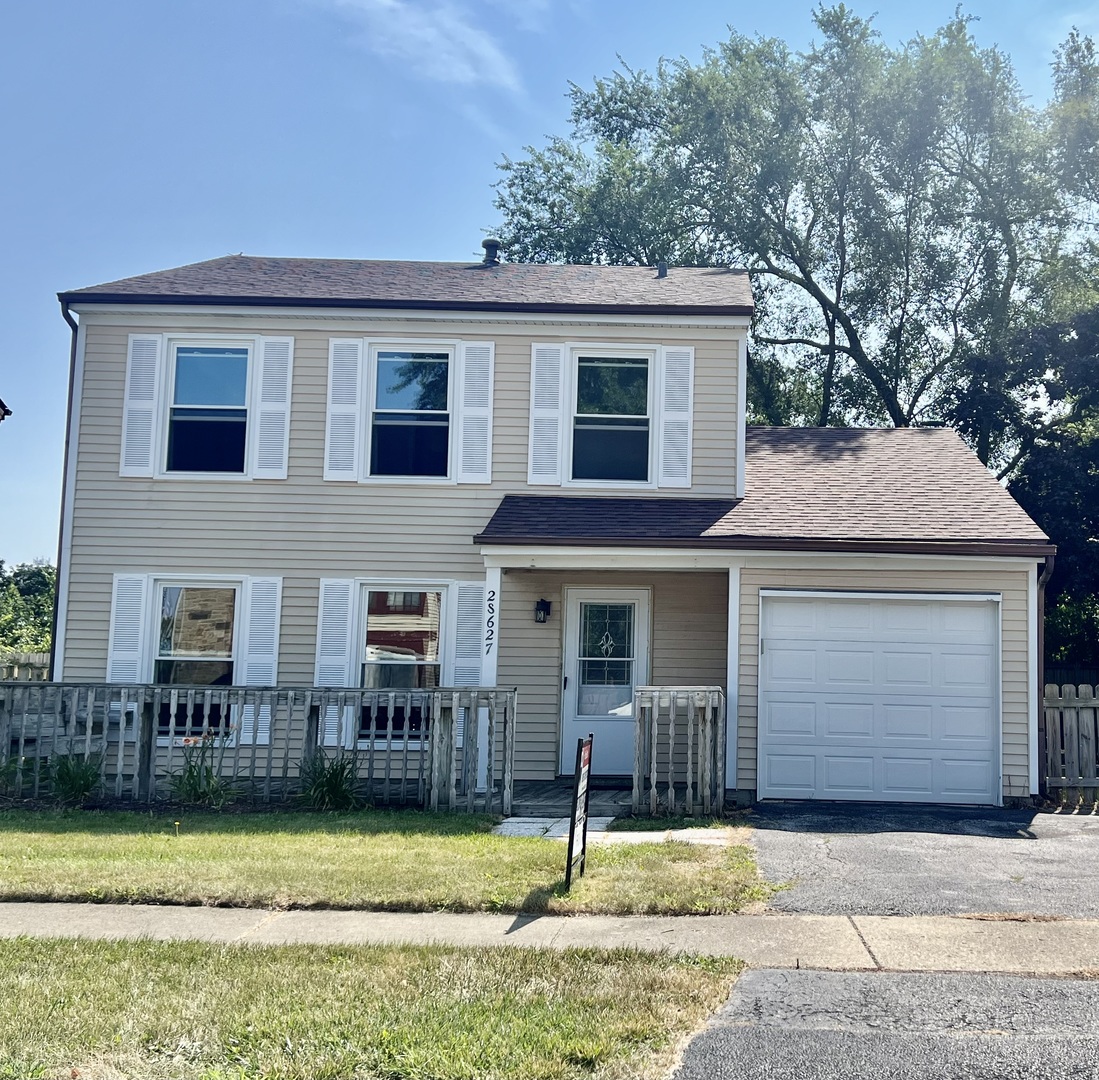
2, 902, 1098, 975
491, 816, 734, 844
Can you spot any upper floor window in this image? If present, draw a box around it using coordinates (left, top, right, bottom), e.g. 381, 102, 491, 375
572, 354, 651, 483
529, 342, 693, 490
120, 333, 293, 481
324, 338, 494, 485
370, 350, 451, 478
167, 346, 249, 473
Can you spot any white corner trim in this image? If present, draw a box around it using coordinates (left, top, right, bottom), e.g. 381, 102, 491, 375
1028, 563, 1039, 795
725, 566, 740, 792
482, 566, 502, 685
736, 334, 747, 497
53, 317, 87, 680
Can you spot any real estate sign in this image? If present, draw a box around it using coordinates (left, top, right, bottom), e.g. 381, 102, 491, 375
565, 733, 593, 889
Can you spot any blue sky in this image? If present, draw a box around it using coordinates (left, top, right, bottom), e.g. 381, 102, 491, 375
1, 0, 1095, 564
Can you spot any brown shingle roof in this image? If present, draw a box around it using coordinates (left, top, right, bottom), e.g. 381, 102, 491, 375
475, 427, 1051, 555
60, 256, 754, 315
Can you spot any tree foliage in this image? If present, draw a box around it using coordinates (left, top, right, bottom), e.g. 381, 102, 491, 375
0, 561, 55, 653
493, 6, 1099, 471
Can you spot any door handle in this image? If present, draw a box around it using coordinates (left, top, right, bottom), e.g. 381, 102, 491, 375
563, 676, 568, 689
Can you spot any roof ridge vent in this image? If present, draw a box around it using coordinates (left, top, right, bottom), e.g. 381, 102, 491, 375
656, 260, 668, 278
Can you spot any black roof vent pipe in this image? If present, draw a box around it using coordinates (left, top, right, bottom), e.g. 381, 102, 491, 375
482, 238, 502, 265
657, 260, 668, 278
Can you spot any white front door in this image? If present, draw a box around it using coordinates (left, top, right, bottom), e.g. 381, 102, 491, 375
561, 588, 651, 775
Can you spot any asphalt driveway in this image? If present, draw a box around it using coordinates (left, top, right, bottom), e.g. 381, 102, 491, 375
675, 969, 1099, 1080
749, 803, 1099, 917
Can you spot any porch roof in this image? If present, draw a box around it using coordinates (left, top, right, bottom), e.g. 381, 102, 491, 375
475, 426, 1053, 557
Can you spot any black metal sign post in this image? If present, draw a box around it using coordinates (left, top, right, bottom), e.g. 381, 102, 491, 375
565, 733, 593, 890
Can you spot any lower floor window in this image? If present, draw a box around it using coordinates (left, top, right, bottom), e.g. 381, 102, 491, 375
155, 584, 237, 736
358, 588, 442, 740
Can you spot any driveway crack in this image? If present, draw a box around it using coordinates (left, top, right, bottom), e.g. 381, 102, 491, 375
847, 915, 882, 970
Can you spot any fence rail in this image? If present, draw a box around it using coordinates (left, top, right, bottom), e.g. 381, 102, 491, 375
632, 686, 726, 816
0, 653, 50, 681
0, 682, 516, 813
1044, 683, 1099, 801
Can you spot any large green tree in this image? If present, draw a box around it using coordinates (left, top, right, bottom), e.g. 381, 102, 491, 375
493, 6, 1099, 472
0, 561, 55, 653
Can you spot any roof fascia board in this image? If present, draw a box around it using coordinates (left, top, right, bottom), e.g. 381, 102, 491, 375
61, 295, 754, 320
480, 545, 1050, 570
67, 304, 752, 331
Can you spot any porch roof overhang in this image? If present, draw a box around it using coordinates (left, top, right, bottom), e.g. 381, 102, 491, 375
474, 494, 1055, 562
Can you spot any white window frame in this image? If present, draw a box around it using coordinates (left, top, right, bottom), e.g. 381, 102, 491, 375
563, 343, 659, 490
157, 335, 259, 480
150, 575, 245, 745
353, 578, 455, 749
364, 339, 458, 485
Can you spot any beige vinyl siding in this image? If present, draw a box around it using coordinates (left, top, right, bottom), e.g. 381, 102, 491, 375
63, 317, 741, 680
736, 566, 1032, 801
498, 570, 729, 779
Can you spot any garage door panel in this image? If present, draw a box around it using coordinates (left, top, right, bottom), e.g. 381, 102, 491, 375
822, 601, 874, 632
824, 648, 875, 685
941, 650, 993, 690
823, 755, 875, 793
941, 758, 995, 796
825, 702, 874, 737
882, 704, 933, 739
763, 754, 816, 793
764, 701, 816, 737
882, 757, 935, 794
941, 705, 994, 741
883, 650, 933, 687
884, 602, 934, 633
759, 594, 1000, 806
765, 647, 817, 685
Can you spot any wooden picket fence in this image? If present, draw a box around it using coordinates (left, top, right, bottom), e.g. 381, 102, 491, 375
632, 687, 726, 816
0, 653, 50, 681
1043, 683, 1099, 804
0, 682, 517, 812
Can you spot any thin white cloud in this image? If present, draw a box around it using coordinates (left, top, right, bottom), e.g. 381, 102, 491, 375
323, 0, 524, 93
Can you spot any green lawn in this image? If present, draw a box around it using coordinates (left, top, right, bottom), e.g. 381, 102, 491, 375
0, 809, 770, 914
0, 937, 743, 1080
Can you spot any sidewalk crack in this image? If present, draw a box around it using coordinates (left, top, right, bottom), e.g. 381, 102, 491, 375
234, 909, 287, 942
847, 915, 882, 970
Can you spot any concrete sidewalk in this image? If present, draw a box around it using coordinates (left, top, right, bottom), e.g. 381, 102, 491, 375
2, 902, 1098, 975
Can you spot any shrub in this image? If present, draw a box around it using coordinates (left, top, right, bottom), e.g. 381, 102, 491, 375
298, 751, 360, 810
50, 753, 102, 804
168, 735, 238, 809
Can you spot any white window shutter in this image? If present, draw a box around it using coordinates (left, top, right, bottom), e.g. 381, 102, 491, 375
107, 574, 149, 683
657, 345, 694, 488
452, 580, 486, 749
120, 335, 163, 477
452, 581, 485, 687
251, 337, 294, 480
324, 339, 363, 481
528, 343, 566, 485
314, 578, 356, 747
237, 577, 282, 744
456, 341, 494, 484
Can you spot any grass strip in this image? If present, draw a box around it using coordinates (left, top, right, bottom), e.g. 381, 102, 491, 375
0, 937, 743, 1080
0, 809, 770, 914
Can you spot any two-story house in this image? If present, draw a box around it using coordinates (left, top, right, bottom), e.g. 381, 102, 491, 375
52, 246, 1053, 806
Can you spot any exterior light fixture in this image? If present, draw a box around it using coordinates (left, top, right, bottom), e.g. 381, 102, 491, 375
534, 599, 552, 623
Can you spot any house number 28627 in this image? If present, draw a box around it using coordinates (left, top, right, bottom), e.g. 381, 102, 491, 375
484, 589, 497, 656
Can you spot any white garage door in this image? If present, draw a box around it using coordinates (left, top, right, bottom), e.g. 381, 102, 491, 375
758, 593, 1000, 805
